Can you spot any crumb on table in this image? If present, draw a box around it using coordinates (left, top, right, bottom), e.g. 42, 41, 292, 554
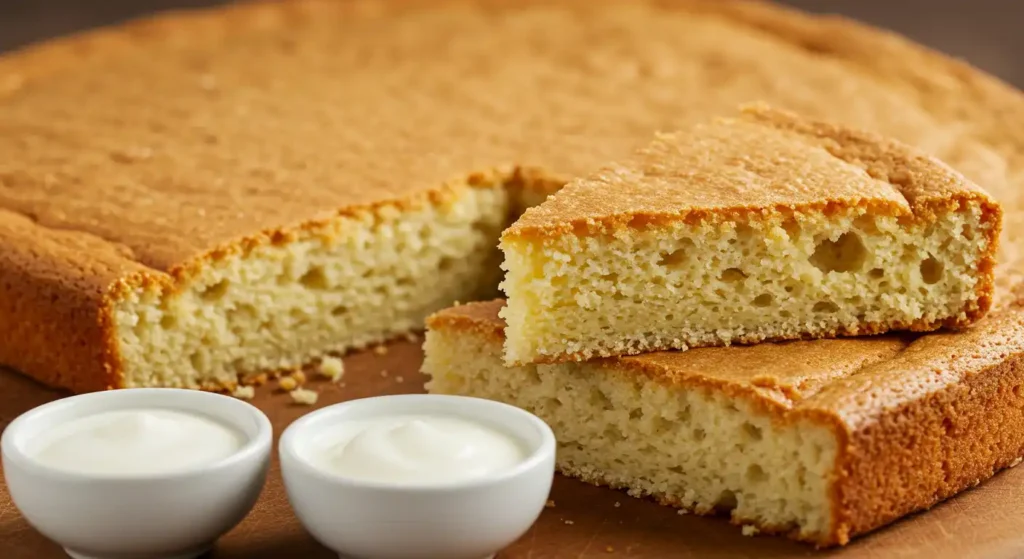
403, 331, 420, 343
613, 501, 620, 508
278, 375, 298, 391
373, 345, 389, 356
742, 525, 760, 537
396, 375, 404, 383
290, 388, 319, 406
278, 370, 307, 392
563, 519, 574, 525
318, 356, 345, 381
545, 499, 556, 508
677, 509, 689, 516
231, 385, 255, 400
380, 369, 389, 377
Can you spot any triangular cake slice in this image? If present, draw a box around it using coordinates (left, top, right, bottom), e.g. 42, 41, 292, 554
499, 105, 1002, 365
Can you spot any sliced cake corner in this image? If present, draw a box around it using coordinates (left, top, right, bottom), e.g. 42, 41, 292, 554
499, 104, 1002, 365
423, 299, 1024, 546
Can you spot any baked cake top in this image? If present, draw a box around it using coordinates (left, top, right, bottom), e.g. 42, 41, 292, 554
1, 0, 1023, 295
506, 104, 1000, 238
428, 299, 1024, 427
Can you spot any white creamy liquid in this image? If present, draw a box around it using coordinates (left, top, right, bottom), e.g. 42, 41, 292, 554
304, 414, 527, 484
27, 408, 246, 475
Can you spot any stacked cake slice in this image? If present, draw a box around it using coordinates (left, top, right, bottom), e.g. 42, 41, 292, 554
422, 106, 1022, 546
498, 105, 1002, 365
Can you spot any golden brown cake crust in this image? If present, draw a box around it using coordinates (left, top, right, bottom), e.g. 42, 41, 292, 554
2, 0, 1024, 390
428, 299, 1024, 546
506, 104, 1002, 237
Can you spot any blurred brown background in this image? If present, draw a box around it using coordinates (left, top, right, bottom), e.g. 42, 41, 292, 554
0, 0, 1020, 89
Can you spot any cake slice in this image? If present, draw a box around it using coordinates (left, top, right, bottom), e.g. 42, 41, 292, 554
423, 299, 1024, 546
499, 105, 1002, 365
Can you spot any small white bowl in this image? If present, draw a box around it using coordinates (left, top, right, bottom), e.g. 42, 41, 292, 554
1, 388, 272, 559
279, 394, 556, 559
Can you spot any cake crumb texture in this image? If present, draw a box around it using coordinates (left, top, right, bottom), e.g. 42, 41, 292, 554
1, 0, 1023, 392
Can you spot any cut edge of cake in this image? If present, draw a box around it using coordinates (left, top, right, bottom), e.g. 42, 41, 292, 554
499, 104, 1003, 366
423, 299, 1024, 547
0, 169, 557, 394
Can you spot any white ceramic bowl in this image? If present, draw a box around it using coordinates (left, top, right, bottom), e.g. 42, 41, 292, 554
279, 394, 556, 559
1, 388, 272, 559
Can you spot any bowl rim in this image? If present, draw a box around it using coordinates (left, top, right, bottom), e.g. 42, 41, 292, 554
1, 388, 273, 483
279, 393, 556, 492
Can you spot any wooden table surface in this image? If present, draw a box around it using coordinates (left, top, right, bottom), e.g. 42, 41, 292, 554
1, 1, 1023, 558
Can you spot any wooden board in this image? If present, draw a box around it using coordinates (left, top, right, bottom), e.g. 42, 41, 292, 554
2, 338, 1023, 559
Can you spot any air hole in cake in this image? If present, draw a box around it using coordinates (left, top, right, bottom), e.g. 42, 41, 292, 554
853, 215, 880, 235
629, 409, 643, 420
438, 257, 455, 272
810, 232, 867, 273
942, 417, 955, 436
651, 415, 672, 434
752, 293, 773, 307
189, 351, 206, 371
299, 266, 329, 290
692, 428, 706, 441
782, 220, 801, 241
962, 226, 975, 241
746, 464, 768, 483
742, 422, 763, 441
602, 426, 625, 442
200, 279, 230, 301
721, 268, 747, 283
665, 314, 675, 322
228, 303, 257, 321
590, 388, 613, 410
601, 272, 619, 282
679, 404, 692, 423
920, 255, 944, 284
668, 466, 685, 475
919, 287, 928, 296
658, 239, 694, 268
869, 268, 885, 279
331, 305, 348, 316
715, 490, 738, 512
735, 223, 754, 242
813, 301, 839, 313
780, 310, 791, 318
160, 314, 177, 329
